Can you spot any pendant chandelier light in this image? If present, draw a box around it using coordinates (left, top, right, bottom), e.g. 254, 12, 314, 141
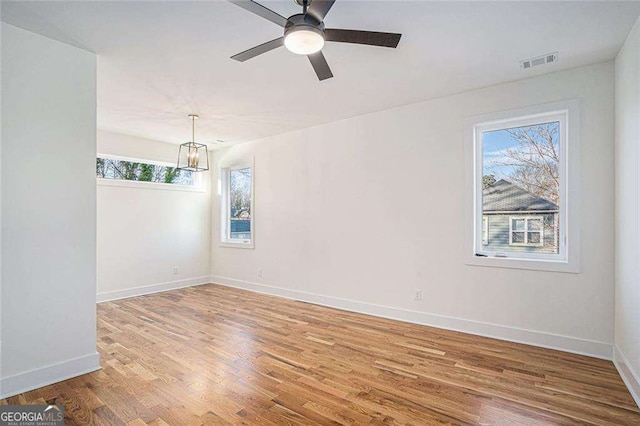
177, 114, 209, 172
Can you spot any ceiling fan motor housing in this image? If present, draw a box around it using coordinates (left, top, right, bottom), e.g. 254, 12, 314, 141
284, 13, 325, 38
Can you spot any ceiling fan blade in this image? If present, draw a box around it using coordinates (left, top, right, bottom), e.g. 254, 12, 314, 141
325, 29, 401, 48
308, 51, 333, 81
306, 0, 336, 22
231, 37, 284, 62
228, 0, 289, 27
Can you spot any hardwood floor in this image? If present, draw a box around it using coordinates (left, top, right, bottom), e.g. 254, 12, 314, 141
2, 284, 639, 425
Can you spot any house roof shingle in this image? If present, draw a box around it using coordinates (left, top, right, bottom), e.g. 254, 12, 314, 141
483, 179, 558, 212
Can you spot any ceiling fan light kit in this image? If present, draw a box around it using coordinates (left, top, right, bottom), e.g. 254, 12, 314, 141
284, 15, 325, 55
229, 0, 402, 81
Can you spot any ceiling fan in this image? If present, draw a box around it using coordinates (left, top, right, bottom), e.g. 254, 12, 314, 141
228, 0, 402, 81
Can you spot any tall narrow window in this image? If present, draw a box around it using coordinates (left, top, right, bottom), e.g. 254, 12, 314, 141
468, 100, 579, 272
221, 163, 254, 247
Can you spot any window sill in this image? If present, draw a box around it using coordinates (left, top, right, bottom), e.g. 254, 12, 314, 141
97, 178, 205, 193
466, 254, 580, 274
219, 240, 254, 249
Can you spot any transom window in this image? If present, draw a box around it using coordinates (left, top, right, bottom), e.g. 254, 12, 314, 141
97, 155, 195, 186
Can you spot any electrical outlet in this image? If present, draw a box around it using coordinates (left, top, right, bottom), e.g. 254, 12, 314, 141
414, 290, 422, 301
257, 268, 263, 278
173, 267, 179, 275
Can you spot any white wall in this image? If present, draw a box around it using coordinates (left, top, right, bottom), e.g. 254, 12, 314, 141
614, 16, 640, 405
1, 23, 98, 398
211, 62, 615, 359
96, 130, 211, 301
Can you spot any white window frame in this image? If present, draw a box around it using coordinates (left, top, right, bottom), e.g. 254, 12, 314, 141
508, 216, 544, 247
96, 153, 205, 192
219, 160, 254, 249
465, 100, 580, 273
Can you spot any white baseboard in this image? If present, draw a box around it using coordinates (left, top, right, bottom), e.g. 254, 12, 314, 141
613, 345, 640, 408
211, 275, 612, 360
0, 352, 100, 399
97, 276, 211, 303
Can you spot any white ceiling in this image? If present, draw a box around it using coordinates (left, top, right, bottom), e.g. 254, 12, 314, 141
3, 1, 640, 147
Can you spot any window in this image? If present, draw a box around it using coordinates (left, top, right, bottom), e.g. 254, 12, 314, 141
482, 216, 489, 246
220, 163, 253, 248
466, 100, 580, 273
509, 216, 543, 246
97, 156, 196, 186
479, 117, 561, 258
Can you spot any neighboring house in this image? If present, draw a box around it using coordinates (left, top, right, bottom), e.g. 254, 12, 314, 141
230, 207, 251, 239
483, 179, 559, 254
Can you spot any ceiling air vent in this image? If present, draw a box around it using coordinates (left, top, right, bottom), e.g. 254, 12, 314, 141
520, 52, 558, 69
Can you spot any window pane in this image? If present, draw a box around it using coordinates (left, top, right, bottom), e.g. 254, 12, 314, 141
229, 168, 252, 240
96, 157, 194, 186
528, 219, 543, 231
482, 121, 560, 255
512, 218, 525, 231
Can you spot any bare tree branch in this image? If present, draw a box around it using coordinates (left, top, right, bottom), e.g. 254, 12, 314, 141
493, 122, 560, 204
